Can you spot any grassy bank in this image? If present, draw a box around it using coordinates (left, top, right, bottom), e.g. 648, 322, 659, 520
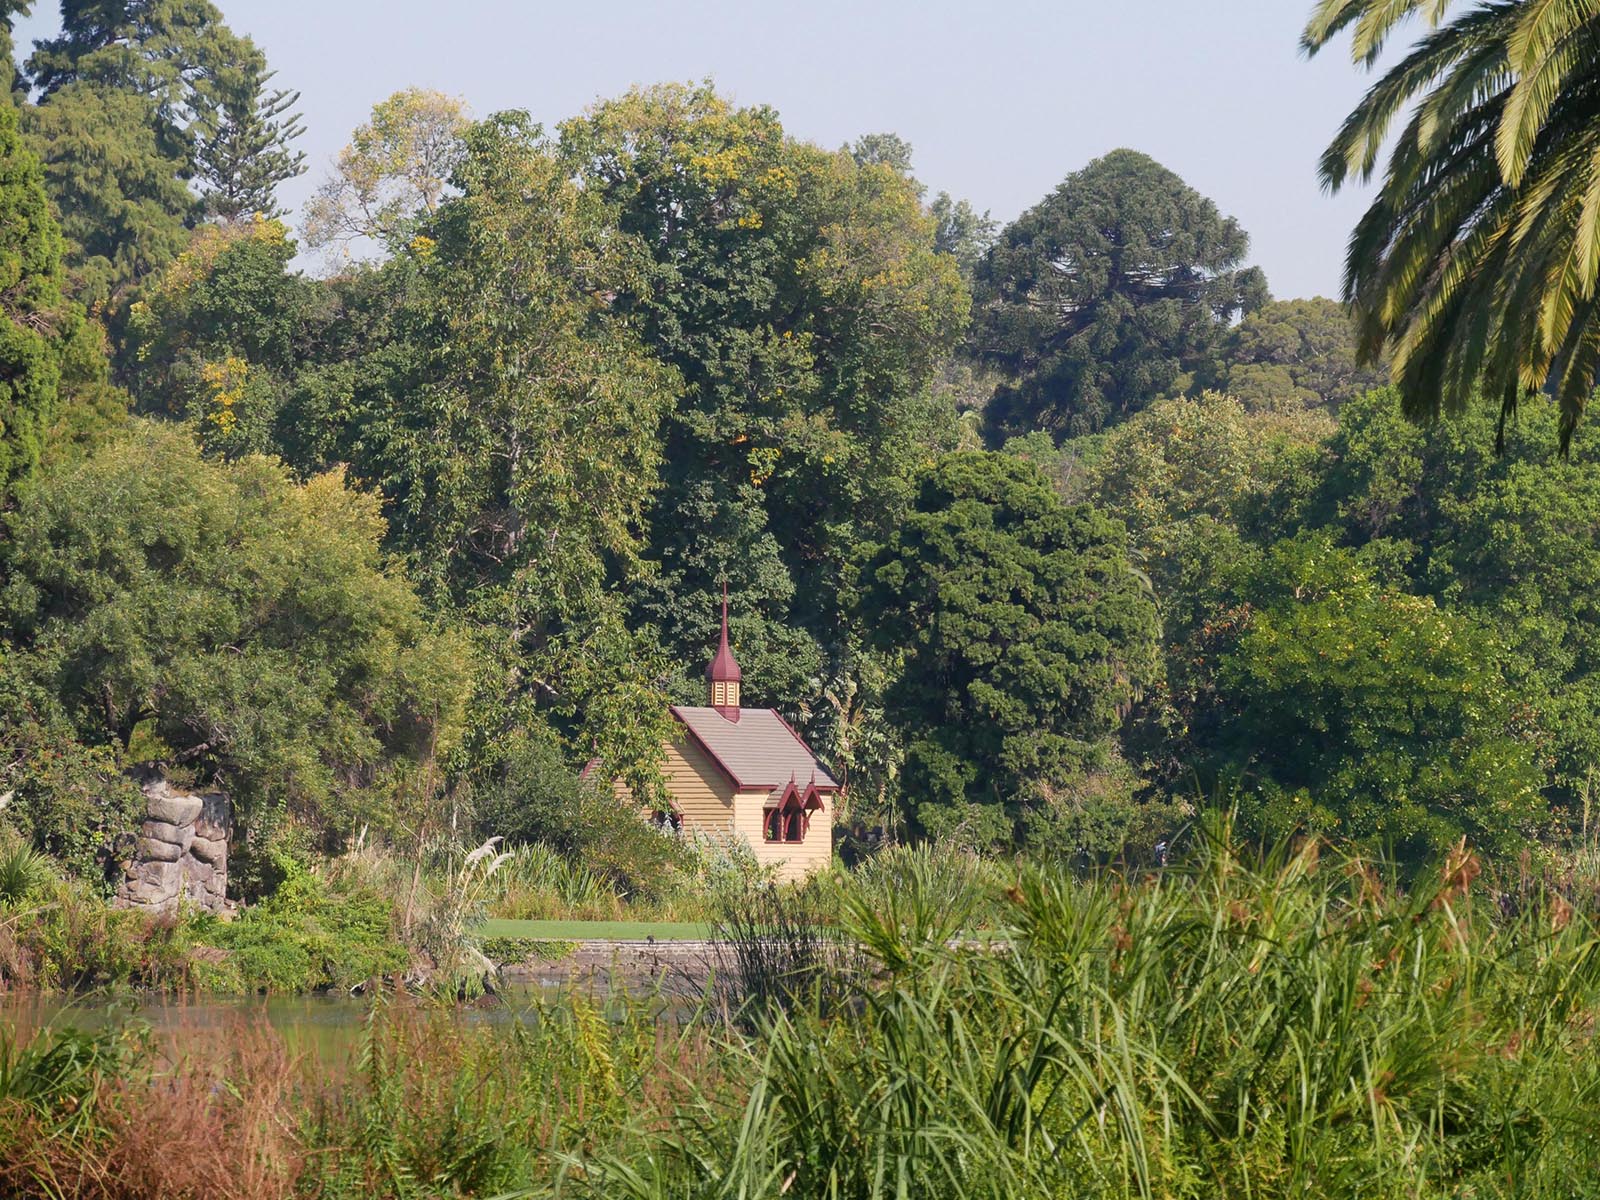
0, 837, 744, 997
2, 829, 1599, 1197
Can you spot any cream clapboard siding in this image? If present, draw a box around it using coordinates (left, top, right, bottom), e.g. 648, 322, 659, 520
608, 736, 738, 833
733, 791, 833, 882
610, 732, 833, 880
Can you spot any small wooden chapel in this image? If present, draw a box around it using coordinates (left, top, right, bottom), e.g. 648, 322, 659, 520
594, 589, 838, 880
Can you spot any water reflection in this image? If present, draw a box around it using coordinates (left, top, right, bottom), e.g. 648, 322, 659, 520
0, 984, 611, 1061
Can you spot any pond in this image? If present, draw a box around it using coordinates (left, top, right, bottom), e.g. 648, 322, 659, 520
0, 984, 629, 1062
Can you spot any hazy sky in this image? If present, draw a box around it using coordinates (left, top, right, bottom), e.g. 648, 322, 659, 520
13, 0, 1390, 300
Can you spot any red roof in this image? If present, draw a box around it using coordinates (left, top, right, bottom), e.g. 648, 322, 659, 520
671, 705, 840, 791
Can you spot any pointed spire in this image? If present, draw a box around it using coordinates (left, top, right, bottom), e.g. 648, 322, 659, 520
707, 581, 742, 717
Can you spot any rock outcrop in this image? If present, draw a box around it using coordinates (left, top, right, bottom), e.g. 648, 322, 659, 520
115, 776, 232, 914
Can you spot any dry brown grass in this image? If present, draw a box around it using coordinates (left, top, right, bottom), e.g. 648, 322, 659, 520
0, 1018, 309, 1200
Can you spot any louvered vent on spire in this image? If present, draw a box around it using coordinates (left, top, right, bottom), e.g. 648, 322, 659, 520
707, 582, 742, 719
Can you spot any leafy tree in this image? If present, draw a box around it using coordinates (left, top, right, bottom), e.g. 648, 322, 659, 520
930, 190, 996, 281
298, 111, 680, 800
302, 87, 469, 258
194, 63, 306, 221
972, 148, 1268, 441
0, 655, 143, 887
1211, 296, 1387, 413
0, 98, 72, 496
28, 0, 257, 119
1308, 389, 1600, 820
1303, 0, 1600, 446
1065, 393, 1331, 790
0, 0, 32, 96
122, 214, 314, 455
1076, 392, 1332, 566
559, 83, 969, 708
0, 421, 471, 846
858, 450, 1160, 846
849, 133, 997, 282
848, 131, 916, 176
46, 314, 133, 466
1211, 535, 1549, 861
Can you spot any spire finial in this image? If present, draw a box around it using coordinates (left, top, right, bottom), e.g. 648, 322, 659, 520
707, 579, 742, 717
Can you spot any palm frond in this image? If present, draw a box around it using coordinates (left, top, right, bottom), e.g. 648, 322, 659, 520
1320, 0, 1600, 452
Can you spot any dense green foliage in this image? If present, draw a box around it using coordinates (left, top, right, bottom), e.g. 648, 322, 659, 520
18, 0, 300, 306
2, 0, 1599, 956
1209, 296, 1388, 412
1212, 537, 1547, 858
0, 423, 469, 880
0, 100, 70, 497
860, 451, 1159, 846
561, 84, 969, 708
973, 148, 1268, 442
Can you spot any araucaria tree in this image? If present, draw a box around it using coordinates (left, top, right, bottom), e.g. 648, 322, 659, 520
193, 62, 306, 221
1305, 0, 1600, 447
858, 451, 1160, 846
22, 0, 300, 303
972, 148, 1267, 442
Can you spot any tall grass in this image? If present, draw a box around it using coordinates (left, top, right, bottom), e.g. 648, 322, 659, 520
5, 822, 1600, 1197
707, 873, 859, 1026
584, 819, 1600, 1199
486, 843, 624, 921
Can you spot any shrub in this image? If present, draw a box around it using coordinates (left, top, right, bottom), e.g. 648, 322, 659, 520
469, 730, 692, 903
207, 872, 408, 994
14, 881, 199, 992
0, 665, 143, 891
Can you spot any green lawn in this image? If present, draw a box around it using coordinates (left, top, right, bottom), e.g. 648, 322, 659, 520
477, 918, 714, 941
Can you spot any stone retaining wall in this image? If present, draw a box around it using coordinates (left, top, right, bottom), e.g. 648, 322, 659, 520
501, 940, 717, 992
115, 776, 233, 914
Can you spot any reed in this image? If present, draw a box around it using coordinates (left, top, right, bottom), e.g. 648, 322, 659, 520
6, 822, 1600, 1198
582, 819, 1600, 1198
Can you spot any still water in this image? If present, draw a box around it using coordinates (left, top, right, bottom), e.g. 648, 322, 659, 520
0, 985, 593, 1061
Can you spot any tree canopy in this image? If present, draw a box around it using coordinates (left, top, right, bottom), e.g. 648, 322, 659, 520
20, 0, 301, 305
0, 422, 469, 847
972, 148, 1268, 442
558, 83, 970, 709
0, 98, 71, 496
1213, 536, 1547, 860
859, 450, 1160, 847
302, 87, 469, 258
1210, 297, 1387, 413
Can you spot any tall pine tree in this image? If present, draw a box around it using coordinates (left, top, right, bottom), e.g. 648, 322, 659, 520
23, 1, 302, 302
195, 63, 305, 221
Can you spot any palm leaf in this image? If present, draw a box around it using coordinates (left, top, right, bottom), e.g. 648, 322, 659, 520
1319, 0, 1600, 451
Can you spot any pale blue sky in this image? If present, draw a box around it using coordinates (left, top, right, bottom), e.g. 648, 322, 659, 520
14, 1, 1390, 299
